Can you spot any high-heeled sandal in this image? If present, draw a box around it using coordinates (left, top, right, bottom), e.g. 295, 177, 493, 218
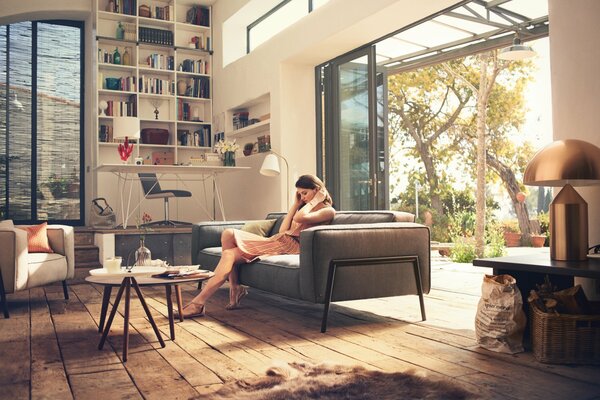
176, 301, 205, 319
226, 286, 248, 310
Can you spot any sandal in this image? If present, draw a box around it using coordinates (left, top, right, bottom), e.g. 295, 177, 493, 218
176, 301, 205, 319
226, 286, 248, 310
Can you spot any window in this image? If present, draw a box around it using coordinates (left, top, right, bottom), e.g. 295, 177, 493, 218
0, 20, 84, 224
247, 0, 329, 53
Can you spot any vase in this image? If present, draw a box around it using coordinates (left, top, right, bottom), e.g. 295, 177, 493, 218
135, 237, 152, 266
503, 231, 522, 247
223, 151, 236, 167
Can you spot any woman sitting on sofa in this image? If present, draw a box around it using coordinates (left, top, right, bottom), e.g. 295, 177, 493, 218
181, 174, 336, 318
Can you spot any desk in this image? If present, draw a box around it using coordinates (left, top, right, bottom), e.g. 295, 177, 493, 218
96, 164, 250, 228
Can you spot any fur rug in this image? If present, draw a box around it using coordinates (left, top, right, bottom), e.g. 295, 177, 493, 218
207, 362, 475, 400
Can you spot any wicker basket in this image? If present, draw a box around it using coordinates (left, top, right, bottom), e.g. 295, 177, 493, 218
530, 301, 600, 364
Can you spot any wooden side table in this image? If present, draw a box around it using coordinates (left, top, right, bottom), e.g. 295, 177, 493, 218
86, 271, 213, 362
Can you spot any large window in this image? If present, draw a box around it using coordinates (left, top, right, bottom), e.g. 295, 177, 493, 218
0, 21, 84, 224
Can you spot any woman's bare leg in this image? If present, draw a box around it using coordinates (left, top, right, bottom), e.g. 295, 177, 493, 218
182, 247, 245, 316
221, 229, 243, 303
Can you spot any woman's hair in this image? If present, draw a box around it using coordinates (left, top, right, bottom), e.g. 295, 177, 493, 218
295, 174, 333, 206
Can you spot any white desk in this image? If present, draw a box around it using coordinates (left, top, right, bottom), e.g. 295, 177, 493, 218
96, 164, 250, 228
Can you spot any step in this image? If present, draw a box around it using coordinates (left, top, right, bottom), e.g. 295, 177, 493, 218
75, 245, 99, 266
74, 230, 95, 246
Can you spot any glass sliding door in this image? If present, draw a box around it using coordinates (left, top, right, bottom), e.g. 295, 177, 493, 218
0, 20, 84, 224
318, 46, 387, 210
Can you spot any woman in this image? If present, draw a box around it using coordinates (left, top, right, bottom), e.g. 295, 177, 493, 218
180, 174, 335, 317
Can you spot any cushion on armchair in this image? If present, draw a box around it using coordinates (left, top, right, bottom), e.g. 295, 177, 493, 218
0, 219, 14, 229
17, 222, 54, 253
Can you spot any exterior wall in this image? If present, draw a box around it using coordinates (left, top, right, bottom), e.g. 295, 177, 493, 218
548, 0, 600, 245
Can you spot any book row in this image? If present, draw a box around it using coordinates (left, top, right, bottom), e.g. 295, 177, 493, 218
139, 27, 173, 46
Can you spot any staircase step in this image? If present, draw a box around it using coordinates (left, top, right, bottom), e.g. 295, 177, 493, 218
75, 261, 102, 269
74, 231, 95, 246
75, 245, 99, 266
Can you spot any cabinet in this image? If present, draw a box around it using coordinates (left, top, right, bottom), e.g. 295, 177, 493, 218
95, 0, 213, 166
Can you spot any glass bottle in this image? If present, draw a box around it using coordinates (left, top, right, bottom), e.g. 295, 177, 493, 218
113, 47, 121, 65
135, 237, 152, 266
116, 21, 124, 40
122, 47, 130, 66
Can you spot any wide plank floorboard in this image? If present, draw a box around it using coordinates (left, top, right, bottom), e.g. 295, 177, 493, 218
1, 256, 599, 399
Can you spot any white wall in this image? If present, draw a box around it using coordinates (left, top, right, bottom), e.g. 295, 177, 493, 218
212, 0, 456, 219
548, 0, 600, 245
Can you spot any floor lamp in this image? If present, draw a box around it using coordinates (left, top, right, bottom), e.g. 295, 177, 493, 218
113, 116, 140, 163
260, 150, 289, 209
524, 139, 600, 261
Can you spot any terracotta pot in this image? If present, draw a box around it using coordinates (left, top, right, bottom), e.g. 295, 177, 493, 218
530, 235, 546, 248
503, 231, 522, 247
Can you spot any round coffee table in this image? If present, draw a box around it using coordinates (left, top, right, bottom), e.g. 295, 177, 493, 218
85, 269, 213, 362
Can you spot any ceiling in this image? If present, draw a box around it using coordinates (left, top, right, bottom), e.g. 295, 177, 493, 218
376, 0, 549, 73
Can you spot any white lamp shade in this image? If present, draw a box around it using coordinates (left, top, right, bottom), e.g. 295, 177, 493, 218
260, 154, 280, 176
113, 116, 140, 139
498, 37, 535, 60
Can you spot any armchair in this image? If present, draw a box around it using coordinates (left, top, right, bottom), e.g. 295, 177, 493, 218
0, 221, 75, 318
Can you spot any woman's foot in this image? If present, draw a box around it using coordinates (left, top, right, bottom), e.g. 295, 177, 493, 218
177, 301, 205, 318
226, 286, 248, 310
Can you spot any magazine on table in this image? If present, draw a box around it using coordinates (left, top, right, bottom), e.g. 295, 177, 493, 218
152, 266, 212, 279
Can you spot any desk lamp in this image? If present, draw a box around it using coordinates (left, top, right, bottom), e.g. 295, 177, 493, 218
260, 150, 289, 209
524, 139, 600, 261
113, 116, 140, 163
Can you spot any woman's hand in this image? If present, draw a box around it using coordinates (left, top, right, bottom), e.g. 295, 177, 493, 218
308, 189, 326, 207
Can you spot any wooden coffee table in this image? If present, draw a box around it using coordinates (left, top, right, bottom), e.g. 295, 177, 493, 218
85, 269, 213, 362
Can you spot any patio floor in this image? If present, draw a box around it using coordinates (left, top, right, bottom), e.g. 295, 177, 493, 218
0, 247, 598, 399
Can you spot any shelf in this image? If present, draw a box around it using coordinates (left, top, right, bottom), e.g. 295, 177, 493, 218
99, 89, 137, 96
139, 144, 175, 149
97, 10, 137, 23
227, 120, 270, 139
177, 146, 212, 150
138, 66, 175, 75
97, 36, 137, 46
140, 118, 176, 123
99, 63, 136, 72
177, 95, 210, 102
176, 71, 209, 78
177, 120, 211, 125
138, 16, 175, 29
138, 93, 175, 99
176, 22, 211, 31
174, 47, 212, 56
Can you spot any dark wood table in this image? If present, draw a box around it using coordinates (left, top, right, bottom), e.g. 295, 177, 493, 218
86, 271, 213, 362
473, 251, 600, 318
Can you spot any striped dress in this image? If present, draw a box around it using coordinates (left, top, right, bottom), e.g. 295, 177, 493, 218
232, 219, 319, 262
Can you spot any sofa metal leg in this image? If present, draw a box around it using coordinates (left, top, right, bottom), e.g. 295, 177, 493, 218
62, 280, 70, 300
411, 258, 426, 321
321, 262, 338, 333
322, 256, 427, 332
0, 271, 9, 318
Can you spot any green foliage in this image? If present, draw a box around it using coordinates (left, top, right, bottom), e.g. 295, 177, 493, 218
450, 237, 477, 263
537, 211, 549, 235
501, 219, 520, 233
485, 221, 506, 258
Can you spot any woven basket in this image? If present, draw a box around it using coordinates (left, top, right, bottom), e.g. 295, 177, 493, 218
530, 301, 600, 364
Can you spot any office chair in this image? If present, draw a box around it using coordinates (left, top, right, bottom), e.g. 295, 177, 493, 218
138, 173, 192, 226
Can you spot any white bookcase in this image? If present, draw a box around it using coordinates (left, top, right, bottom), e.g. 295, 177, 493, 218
95, 0, 213, 167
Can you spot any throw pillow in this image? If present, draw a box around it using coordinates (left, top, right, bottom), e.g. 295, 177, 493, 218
17, 222, 54, 253
0, 219, 14, 229
241, 219, 277, 237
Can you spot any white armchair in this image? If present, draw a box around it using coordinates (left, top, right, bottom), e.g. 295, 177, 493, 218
0, 221, 75, 318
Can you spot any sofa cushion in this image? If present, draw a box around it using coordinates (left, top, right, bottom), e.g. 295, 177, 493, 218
17, 222, 54, 253
26, 252, 68, 289
331, 211, 397, 225
241, 219, 277, 237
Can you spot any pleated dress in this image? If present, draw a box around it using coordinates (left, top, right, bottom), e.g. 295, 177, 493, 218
232, 219, 315, 262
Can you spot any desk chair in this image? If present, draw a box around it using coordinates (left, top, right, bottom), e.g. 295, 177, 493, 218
138, 173, 192, 226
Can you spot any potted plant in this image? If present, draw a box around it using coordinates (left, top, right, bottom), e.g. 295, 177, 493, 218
530, 234, 546, 248
502, 220, 522, 247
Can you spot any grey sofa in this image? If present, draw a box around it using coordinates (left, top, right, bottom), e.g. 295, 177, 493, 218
192, 211, 431, 331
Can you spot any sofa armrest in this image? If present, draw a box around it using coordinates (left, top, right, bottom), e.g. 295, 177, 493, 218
298, 222, 430, 303
47, 225, 75, 279
0, 228, 29, 294
191, 221, 245, 264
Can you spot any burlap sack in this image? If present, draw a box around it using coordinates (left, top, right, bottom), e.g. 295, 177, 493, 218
475, 274, 526, 354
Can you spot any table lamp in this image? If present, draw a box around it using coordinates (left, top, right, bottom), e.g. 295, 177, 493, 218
260, 150, 289, 208
524, 139, 600, 261
113, 116, 140, 162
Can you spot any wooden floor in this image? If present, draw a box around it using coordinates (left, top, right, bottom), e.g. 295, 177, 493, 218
1, 253, 599, 399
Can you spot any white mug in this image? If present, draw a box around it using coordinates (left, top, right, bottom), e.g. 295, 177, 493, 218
104, 257, 122, 273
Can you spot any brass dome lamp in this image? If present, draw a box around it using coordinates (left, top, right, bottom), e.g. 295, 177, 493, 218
524, 139, 600, 261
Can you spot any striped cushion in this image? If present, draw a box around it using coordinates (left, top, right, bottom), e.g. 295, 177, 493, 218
17, 222, 54, 253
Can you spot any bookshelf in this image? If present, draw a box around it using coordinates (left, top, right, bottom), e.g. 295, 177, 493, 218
224, 93, 271, 155
95, 0, 213, 167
